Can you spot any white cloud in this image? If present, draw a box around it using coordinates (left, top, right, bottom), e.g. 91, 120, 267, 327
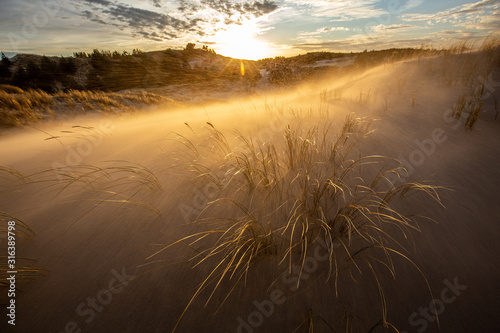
403, 0, 500, 22
295, 34, 435, 53
294, 25, 351, 43
284, 0, 385, 19
329, 26, 351, 31
370, 24, 415, 33
460, 12, 500, 30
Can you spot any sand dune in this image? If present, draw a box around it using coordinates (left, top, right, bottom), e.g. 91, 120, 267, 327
1, 54, 499, 333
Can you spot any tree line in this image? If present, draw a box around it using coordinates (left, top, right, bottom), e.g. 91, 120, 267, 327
0, 44, 260, 92
0, 52, 78, 91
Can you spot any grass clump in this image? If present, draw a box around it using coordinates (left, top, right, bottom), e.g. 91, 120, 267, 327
0, 160, 163, 304
437, 36, 499, 88
152, 112, 444, 331
0, 87, 176, 128
0, 88, 55, 126
452, 90, 485, 130
24, 161, 163, 217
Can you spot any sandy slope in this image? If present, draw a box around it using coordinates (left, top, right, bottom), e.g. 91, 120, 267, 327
0, 56, 499, 333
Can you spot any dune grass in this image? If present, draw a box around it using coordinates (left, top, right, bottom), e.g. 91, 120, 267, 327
0, 211, 46, 305
440, 37, 499, 87
19, 161, 164, 218
0, 159, 163, 305
150, 111, 444, 331
429, 36, 500, 129
0, 85, 176, 127
452, 89, 486, 130
0, 87, 55, 126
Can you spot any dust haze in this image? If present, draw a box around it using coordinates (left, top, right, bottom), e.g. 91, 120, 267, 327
1, 44, 500, 333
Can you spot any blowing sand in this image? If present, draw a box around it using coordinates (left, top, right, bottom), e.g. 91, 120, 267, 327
1, 54, 499, 333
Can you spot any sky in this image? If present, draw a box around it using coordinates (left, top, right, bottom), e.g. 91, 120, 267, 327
0, 0, 499, 59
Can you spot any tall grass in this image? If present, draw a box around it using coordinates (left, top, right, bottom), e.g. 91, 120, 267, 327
0, 85, 176, 127
21, 161, 163, 218
433, 36, 499, 129
0, 88, 55, 126
452, 89, 486, 130
0, 160, 163, 304
439, 36, 500, 88
151, 113, 443, 331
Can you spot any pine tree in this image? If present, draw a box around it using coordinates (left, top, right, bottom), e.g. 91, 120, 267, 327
11, 66, 27, 88
1, 52, 12, 68
0, 53, 12, 82
41, 55, 57, 74
59, 57, 77, 75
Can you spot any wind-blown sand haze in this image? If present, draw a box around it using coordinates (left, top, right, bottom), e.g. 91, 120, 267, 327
1, 46, 500, 333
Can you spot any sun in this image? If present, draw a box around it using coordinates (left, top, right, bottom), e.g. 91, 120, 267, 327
214, 24, 272, 60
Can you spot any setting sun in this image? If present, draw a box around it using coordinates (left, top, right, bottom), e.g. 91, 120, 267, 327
1, 0, 500, 332
214, 24, 272, 60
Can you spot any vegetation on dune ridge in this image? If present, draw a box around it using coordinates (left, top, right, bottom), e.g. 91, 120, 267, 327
0, 44, 262, 93
1, 38, 498, 128
0, 85, 176, 127
151, 112, 445, 331
439, 36, 500, 129
0, 43, 477, 94
0, 45, 434, 93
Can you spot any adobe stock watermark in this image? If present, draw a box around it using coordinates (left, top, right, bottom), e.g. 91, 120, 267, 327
400, 276, 467, 333
178, 111, 295, 222
50, 120, 115, 180
235, 237, 341, 333
178, 176, 220, 222
6, 0, 65, 53
364, 0, 404, 34
387, 73, 500, 188
5, 220, 17, 326
50, 267, 135, 333
477, 73, 500, 101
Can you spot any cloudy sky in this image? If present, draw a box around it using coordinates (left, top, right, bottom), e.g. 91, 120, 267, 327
0, 0, 499, 59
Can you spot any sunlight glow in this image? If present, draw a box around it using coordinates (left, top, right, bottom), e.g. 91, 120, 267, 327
214, 24, 273, 60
